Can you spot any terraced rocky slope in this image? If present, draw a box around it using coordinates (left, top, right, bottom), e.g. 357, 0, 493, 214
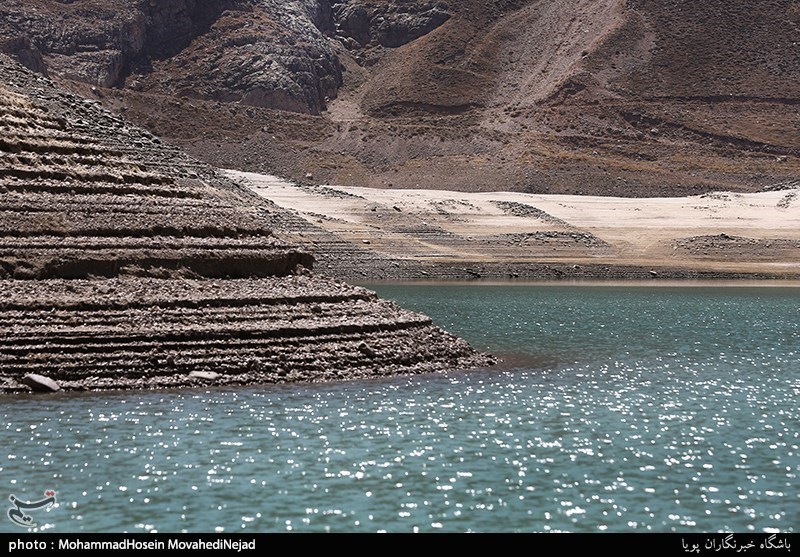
0, 54, 490, 393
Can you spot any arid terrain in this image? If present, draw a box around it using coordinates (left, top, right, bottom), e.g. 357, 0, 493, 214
1, 2, 799, 394
1, 0, 799, 196
0, 54, 490, 393
231, 171, 800, 280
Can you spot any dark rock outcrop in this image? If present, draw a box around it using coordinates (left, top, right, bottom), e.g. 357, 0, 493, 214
332, 1, 450, 48
0, 0, 343, 114
0, 36, 47, 75
0, 0, 148, 87
147, 1, 342, 114
0, 1, 452, 115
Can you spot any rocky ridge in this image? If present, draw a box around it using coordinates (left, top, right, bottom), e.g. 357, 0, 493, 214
0, 0, 450, 116
3, 0, 799, 196
0, 54, 491, 393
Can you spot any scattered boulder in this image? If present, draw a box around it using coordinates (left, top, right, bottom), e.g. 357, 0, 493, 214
358, 341, 377, 358
189, 371, 220, 381
21, 374, 61, 393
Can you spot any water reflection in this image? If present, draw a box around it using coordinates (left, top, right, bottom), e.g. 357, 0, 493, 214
2, 286, 799, 533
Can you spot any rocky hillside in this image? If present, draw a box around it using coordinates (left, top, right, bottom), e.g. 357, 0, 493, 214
2, 0, 799, 196
0, 54, 490, 393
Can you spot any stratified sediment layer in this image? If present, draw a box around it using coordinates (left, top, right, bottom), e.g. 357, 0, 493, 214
0, 54, 491, 393
0, 63, 307, 280
0, 276, 483, 392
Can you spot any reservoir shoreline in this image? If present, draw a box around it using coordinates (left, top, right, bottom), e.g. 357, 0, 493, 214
4, 284, 797, 532
232, 171, 800, 283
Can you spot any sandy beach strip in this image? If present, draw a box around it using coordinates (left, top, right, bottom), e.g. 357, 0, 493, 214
229, 170, 800, 279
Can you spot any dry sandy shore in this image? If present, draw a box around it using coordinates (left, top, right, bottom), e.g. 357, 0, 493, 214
230, 170, 800, 280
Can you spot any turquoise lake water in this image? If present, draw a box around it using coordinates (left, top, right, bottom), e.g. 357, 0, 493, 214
2, 284, 798, 533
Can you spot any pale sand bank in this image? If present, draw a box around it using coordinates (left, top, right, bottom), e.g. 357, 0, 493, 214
229, 170, 800, 279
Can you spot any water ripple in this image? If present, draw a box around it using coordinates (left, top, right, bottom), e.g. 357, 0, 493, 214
2, 285, 799, 533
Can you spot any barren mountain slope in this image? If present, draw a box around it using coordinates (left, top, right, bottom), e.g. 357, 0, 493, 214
1, 0, 799, 196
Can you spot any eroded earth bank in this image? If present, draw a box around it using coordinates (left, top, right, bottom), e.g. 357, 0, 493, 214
0, 55, 491, 394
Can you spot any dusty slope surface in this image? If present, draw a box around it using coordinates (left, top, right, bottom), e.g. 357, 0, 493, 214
1, 0, 798, 196
231, 170, 800, 281
0, 55, 490, 393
